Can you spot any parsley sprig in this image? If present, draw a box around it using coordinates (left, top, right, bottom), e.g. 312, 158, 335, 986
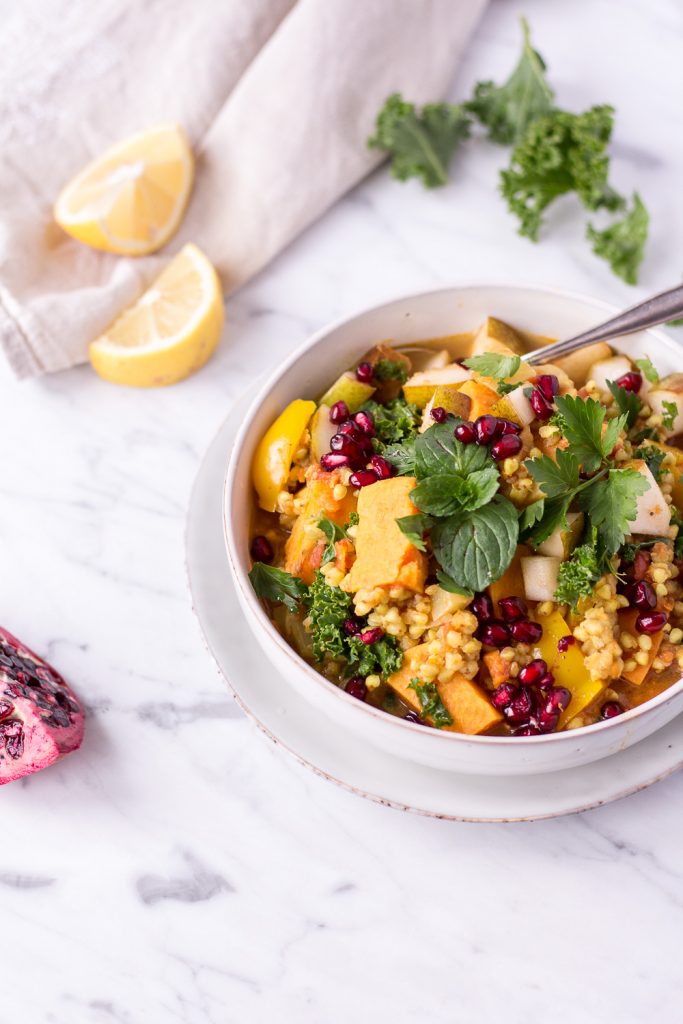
523, 395, 647, 555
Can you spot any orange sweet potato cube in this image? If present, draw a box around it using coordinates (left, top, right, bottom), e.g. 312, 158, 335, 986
345, 477, 427, 593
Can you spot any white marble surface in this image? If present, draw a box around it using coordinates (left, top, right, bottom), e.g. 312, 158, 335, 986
3, 1, 683, 1020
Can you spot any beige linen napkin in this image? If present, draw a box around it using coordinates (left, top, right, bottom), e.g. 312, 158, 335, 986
0, 0, 487, 378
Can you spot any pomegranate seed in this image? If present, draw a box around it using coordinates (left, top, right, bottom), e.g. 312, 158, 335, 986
370, 455, 393, 479
350, 469, 379, 489
532, 374, 560, 400
529, 386, 554, 421
491, 434, 523, 461
250, 535, 274, 563
635, 610, 667, 635
404, 710, 424, 724
360, 627, 384, 645
343, 619, 360, 636
508, 619, 543, 644
633, 580, 657, 611
330, 434, 363, 460
472, 593, 494, 623
353, 410, 375, 436
474, 415, 502, 445
0, 701, 12, 720
544, 687, 571, 712
346, 677, 367, 701
337, 420, 359, 436
504, 686, 536, 724
513, 724, 541, 736
356, 362, 374, 383
601, 700, 624, 719
633, 550, 651, 580
615, 371, 643, 394
538, 672, 556, 690
518, 658, 547, 686
431, 406, 448, 423
329, 400, 350, 423
321, 452, 350, 471
454, 421, 477, 444
499, 596, 528, 622
480, 621, 511, 648
498, 419, 522, 435
557, 635, 576, 653
537, 708, 560, 733
491, 682, 517, 710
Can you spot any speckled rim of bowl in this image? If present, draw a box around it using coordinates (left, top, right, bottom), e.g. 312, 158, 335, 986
223, 282, 683, 748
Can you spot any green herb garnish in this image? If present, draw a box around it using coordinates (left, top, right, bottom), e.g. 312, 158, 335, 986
662, 401, 678, 433
362, 397, 421, 446
607, 379, 641, 429
587, 193, 649, 285
373, 359, 409, 384
317, 516, 348, 565
248, 563, 308, 612
635, 357, 659, 384
633, 445, 666, 483
501, 105, 624, 242
554, 528, 606, 609
463, 352, 521, 379
408, 679, 453, 728
396, 513, 433, 552
367, 93, 471, 188
466, 17, 554, 145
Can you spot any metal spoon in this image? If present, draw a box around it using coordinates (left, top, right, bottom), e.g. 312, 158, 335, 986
523, 282, 683, 365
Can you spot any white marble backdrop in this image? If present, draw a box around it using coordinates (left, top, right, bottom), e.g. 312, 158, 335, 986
2, 0, 683, 1020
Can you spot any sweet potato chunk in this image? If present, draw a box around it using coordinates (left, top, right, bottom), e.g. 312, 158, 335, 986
483, 650, 512, 687
345, 477, 427, 593
285, 468, 357, 584
388, 646, 502, 734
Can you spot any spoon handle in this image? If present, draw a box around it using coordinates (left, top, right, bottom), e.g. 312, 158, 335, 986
523, 282, 683, 365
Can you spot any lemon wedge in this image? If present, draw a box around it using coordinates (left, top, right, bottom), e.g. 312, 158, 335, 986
54, 124, 194, 256
89, 244, 224, 387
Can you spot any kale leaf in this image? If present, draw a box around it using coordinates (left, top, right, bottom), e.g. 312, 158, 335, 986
408, 679, 453, 728
362, 397, 421, 445
588, 193, 649, 285
367, 93, 471, 188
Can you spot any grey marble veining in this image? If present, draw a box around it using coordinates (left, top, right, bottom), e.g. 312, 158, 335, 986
2, 0, 683, 1020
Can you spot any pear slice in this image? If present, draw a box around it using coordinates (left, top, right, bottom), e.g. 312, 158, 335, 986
554, 341, 612, 387
626, 460, 671, 534
309, 405, 337, 462
403, 364, 472, 409
469, 317, 524, 357
319, 371, 375, 412
649, 378, 683, 437
521, 556, 561, 602
587, 354, 632, 394
419, 386, 471, 432
491, 385, 535, 426
537, 512, 584, 558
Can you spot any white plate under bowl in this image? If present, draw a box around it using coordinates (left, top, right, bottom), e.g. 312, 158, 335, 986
223, 284, 683, 775
187, 392, 683, 821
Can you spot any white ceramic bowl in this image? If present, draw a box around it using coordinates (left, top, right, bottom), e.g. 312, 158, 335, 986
224, 284, 683, 775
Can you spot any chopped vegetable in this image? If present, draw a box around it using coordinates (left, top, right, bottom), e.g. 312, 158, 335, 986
367, 93, 471, 188
251, 399, 316, 512
587, 193, 649, 285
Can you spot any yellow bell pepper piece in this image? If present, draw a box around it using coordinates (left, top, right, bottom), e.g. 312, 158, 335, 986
536, 611, 606, 726
251, 399, 316, 512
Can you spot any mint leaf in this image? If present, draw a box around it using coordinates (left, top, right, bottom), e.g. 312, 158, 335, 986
463, 352, 521, 379
435, 570, 473, 597
411, 465, 499, 517
414, 421, 490, 478
501, 105, 623, 242
578, 468, 649, 552
431, 496, 519, 591
607, 380, 641, 429
635, 357, 659, 384
466, 17, 554, 145
588, 193, 649, 285
408, 679, 453, 728
396, 513, 433, 552
249, 563, 308, 613
525, 449, 580, 498
662, 401, 678, 433
368, 93, 471, 188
